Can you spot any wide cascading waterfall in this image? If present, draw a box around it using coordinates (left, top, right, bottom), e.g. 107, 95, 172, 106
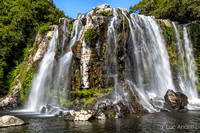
24, 15, 84, 114
123, 13, 175, 112
25, 30, 58, 112
172, 23, 200, 109
21, 5, 200, 115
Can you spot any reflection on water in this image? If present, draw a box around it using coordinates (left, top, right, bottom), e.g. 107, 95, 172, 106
0, 111, 200, 133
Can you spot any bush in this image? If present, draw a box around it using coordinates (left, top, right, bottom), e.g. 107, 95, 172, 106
99, 11, 113, 16
84, 28, 95, 42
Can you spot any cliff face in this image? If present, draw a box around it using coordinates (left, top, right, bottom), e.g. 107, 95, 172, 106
0, 26, 58, 110
2, 4, 199, 117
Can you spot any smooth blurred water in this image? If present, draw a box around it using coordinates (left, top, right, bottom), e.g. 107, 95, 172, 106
1, 111, 200, 133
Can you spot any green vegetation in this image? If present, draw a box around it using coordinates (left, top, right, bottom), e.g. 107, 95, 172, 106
81, 87, 113, 108
130, 0, 200, 24
99, 11, 113, 16
158, 22, 177, 67
68, 24, 73, 38
84, 28, 95, 42
189, 22, 200, 90
39, 23, 51, 34
0, 0, 65, 94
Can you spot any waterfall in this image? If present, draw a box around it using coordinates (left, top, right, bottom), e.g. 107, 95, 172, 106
23, 7, 200, 114
172, 23, 200, 109
106, 8, 121, 102
24, 15, 84, 114
25, 30, 58, 111
123, 13, 175, 112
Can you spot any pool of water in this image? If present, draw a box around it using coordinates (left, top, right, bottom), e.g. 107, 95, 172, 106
0, 111, 200, 133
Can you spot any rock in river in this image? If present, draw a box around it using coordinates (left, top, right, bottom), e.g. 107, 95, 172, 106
164, 89, 188, 110
0, 115, 25, 128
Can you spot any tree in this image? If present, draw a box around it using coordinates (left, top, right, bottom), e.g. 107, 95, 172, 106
129, 0, 200, 24
0, 0, 65, 94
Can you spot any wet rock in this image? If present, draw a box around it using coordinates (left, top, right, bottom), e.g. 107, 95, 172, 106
164, 89, 188, 110
178, 108, 188, 112
95, 101, 131, 119
0, 115, 25, 127
150, 96, 173, 112
40, 106, 46, 114
150, 96, 164, 110
65, 110, 94, 121
65, 113, 75, 121
96, 111, 106, 120
117, 100, 130, 118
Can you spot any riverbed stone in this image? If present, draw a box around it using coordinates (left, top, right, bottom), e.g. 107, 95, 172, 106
0, 115, 25, 127
164, 89, 188, 110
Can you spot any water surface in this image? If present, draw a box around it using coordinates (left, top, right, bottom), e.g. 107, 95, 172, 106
0, 111, 200, 133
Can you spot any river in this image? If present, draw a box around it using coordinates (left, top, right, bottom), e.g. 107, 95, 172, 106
0, 111, 200, 132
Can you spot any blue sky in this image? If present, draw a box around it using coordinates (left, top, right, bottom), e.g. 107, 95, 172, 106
53, 0, 140, 18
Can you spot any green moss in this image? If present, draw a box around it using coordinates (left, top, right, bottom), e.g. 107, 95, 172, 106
20, 66, 35, 100
68, 24, 73, 38
158, 22, 177, 67
47, 36, 52, 40
84, 28, 95, 42
102, 43, 106, 54
99, 11, 113, 16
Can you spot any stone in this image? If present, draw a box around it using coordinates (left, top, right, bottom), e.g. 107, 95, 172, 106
65, 113, 75, 121
65, 110, 94, 121
179, 108, 188, 112
0, 115, 25, 127
92, 4, 113, 15
92, 4, 110, 11
97, 112, 106, 120
164, 89, 188, 110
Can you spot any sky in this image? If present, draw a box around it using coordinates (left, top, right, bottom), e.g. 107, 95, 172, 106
53, 0, 141, 18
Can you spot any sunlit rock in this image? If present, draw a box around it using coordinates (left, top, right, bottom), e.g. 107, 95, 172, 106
0, 115, 25, 128
164, 89, 188, 110
65, 110, 94, 121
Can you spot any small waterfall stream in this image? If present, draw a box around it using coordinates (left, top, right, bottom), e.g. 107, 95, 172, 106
106, 8, 121, 102
172, 23, 200, 109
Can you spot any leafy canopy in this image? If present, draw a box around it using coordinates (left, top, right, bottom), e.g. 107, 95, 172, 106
129, 0, 200, 24
0, 0, 65, 93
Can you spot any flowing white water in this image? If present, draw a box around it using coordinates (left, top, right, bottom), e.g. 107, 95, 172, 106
183, 25, 198, 99
54, 15, 84, 96
172, 23, 200, 109
106, 8, 122, 102
25, 30, 58, 111
24, 15, 84, 114
123, 13, 175, 112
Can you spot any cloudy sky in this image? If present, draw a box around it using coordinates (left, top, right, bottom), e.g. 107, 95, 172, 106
53, 0, 140, 18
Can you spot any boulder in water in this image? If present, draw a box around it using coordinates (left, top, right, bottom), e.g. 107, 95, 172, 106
164, 89, 188, 110
0, 115, 25, 127
65, 110, 94, 121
